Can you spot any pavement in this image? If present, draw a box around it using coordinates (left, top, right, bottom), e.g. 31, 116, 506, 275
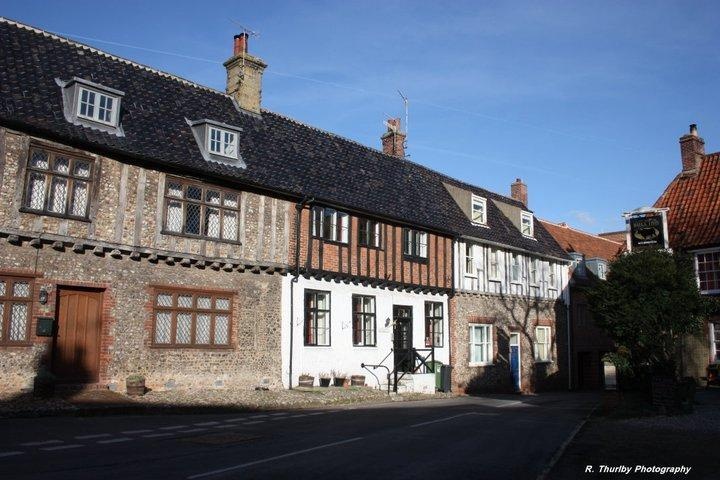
0, 391, 598, 480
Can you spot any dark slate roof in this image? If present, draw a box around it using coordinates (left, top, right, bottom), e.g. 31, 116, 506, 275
0, 18, 568, 260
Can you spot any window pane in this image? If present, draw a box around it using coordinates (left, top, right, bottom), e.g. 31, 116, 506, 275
197, 296, 211, 309
154, 312, 171, 343
223, 193, 238, 208
48, 177, 68, 213
0, 281, 5, 296
205, 208, 220, 237
195, 314, 211, 344
316, 292, 328, 310
167, 182, 183, 198
185, 203, 201, 234
70, 181, 88, 216
53, 156, 70, 174
206, 190, 221, 205
214, 315, 229, 344
316, 312, 329, 345
26, 172, 47, 210
9, 303, 28, 341
73, 160, 91, 178
0, 303, 4, 339
29, 150, 49, 169
177, 295, 193, 308
222, 211, 238, 240
338, 212, 349, 243
175, 313, 192, 343
186, 185, 202, 201
12, 282, 30, 298
216, 298, 230, 311
166, 200, 183, 232
156, 293, 173, 307
418, 232, 428, 257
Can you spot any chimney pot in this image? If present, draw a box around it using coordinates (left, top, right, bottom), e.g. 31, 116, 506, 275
224, 33, 267, 114
381, 117, 406, 158
510, 178, 528, 206
233, 33, 248, 56
679, 123, 705, 173
690, 123, 698, 136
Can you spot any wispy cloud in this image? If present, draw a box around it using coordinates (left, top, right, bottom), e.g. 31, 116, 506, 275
570, 210, 597, 226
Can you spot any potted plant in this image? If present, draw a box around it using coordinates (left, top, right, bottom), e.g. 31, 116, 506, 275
332, 370, 347, 387
298, 373, 314, 387
33, 367, 56, 399
319, 372, 331, 387
126, 374, 146, 396
350, 374, 366, 387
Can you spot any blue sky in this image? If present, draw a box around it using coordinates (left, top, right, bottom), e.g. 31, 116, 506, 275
4, 1, 720, 233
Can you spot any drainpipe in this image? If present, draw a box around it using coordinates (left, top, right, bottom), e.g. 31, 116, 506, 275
289, 196, 313, 390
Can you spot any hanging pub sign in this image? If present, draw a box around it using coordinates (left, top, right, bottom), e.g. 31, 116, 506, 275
624, 208, 669, 252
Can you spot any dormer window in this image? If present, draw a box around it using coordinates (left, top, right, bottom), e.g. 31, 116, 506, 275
77, 86, 118, 126
521, 211, 534, 237
471, 195, 487, 225
207, 126, 238, 158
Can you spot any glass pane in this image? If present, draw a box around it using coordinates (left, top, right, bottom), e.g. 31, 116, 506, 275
9, 303, 28, 341
53, 156, 70, 174
29, 150, 49, 169
316, 292, 328, 310
167, 182, 183, 198
185, 203, 201, 234
0, 281, 5, 297
214, 315, 229, 344
222, 211, 238, 240
205, 208, 220, 237
25, 172, 46, 210
12, 282, 30, 298
166, 200, 183, 232
216, 298, 230, 311
73, 160, 91, 178
0, 303, 3, 339
154, 312, 171, 343
175, 313, 191, 343
195, 314, 211, 344
206, 190, 221, 205
177, 295, 193, 308
48, 177, 68, 213
70, 181, 88, 216
223, 193, 238, 208
316, 312, 328, 345
197, 296, 211, 309
186, 185, 202, 201
156, 293, 173, 307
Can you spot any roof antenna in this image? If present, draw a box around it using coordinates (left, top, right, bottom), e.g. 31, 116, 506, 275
398, 90, 409, 155
228, 20, 260, 78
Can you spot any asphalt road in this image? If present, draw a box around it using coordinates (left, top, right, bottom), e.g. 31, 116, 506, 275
0, 392, 598, 480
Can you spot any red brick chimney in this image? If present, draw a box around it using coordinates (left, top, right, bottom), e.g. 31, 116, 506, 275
679, 123, 705, 173
381, 118, 406, 158
224, 33, 267, 114
510, 178, 528, 206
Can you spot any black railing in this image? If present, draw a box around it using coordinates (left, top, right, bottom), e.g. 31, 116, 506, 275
361, 349, 394, 394
362, 345, 437, 394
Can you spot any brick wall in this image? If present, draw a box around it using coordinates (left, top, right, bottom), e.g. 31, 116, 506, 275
450, 292, 567, 393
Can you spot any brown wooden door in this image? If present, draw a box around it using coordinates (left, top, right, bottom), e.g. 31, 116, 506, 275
53, 288, 103, 383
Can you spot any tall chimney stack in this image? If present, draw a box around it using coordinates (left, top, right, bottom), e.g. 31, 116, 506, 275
224, 33, 267, 114
510, 178, 528, 206
381, 118, 406, 158
679, 123, 705, 173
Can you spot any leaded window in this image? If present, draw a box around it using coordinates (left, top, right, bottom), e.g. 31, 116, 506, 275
352, 295, 376, 346
23, 147, 92, 219
425, 302, 444, 347
305, 290, 330, 346
152, 288, 232, 347
0, 276, 33, 345
163, 179, 241, 242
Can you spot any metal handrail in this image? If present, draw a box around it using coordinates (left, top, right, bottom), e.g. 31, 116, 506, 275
361, 348, 394, 394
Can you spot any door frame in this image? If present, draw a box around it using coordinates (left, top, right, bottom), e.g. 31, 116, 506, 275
509, 332, 521, 392
392, 305, 413, 372
52, 286, 105, 384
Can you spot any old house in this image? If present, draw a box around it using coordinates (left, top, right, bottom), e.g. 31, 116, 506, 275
541, 220, 623, 389
653, 124, 720, 382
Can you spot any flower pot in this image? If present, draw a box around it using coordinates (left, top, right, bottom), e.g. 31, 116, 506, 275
319, 378, 331, 387
350, 375, 365, 387
333, 377, 346, 387
126, 379, 146, 396
298, 375, 314, 387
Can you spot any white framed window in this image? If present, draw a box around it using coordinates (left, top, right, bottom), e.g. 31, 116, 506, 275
403, 229, 428, 259
465, 244, 475, 275
471, 195, 487, 225
489, 248, 501, 280
77, 86, 118, 126
534, 326, 551, 362
469, 324, 493, 366
529, 258, 539, 285
597, 261, 607, 280
712, 321, 720, 363
548, 262, 558, 288
207, 126, 238, 158
511, 253, 522, 282
521, 211, 534, 237
696, 251, 720, 293
311, 207, 349, 244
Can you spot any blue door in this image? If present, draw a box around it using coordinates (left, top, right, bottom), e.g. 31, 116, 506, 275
510, 333, 520, 392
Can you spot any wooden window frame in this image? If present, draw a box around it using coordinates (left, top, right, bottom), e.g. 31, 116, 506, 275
697, 251, 720, 294
162, 177, 242, 244
424, 301, 444, 347
206, 125, 238, 159
304, 289, 331, 346
534, 326, 552, 363
150, 286, 234, 349
77, 85, 119, 126
471, 195, 487, 225
352, 294, 376, 347
358, 218, 383, 249
464, 243, 474, 275
469, 324, 493, 366
521, 211, 534, 237
311, 206, 349, 244
0, 275, 34, 346
402, 228, 429, 262
21, 145, 94, 222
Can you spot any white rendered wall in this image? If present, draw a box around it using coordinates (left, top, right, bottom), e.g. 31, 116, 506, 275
281, 276, 449, 389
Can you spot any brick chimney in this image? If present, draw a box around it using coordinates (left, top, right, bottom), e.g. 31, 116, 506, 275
679, 123, 705, 173
510, 178, 528, 206
381, 118, 406, 158
223, 33, 267, 114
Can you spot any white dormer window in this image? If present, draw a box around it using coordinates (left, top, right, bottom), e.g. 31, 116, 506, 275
77, 86, 119, 126
207, 126, 238, 158
471, 195, 487, 225
521, 211, 534, 237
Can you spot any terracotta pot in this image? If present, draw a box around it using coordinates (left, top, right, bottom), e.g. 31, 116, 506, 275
298, 376, 314, 387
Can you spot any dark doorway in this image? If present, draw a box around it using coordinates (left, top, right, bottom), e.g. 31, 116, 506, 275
52, 287, 104, 383
393, 305, 413, 372
577, 351, 602, 390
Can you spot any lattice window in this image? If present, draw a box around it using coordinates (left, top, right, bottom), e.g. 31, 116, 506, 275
23, 147, 93, 219
151, 288, 233, 347
424, 302, 444, 347
0, 276, 33, 345
163, 179, 241, 242
352, 295, 376, 346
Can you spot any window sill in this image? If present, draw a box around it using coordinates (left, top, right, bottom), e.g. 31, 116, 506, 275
469, 362, 493, 367
471, 222, 490, 229
312, 236, 349, 247
150, 344, 234, 350
160, 230, 243, 246
534, 360, 553, 365
19, 207, 91, 223
358, 244, 384, 251
303, 344, 332, 348
352, 344, 378, 348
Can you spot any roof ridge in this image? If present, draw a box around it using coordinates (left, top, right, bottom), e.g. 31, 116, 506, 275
0, 16, 227, 96
539, 219, 623, 245
261, 109, 525, 209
